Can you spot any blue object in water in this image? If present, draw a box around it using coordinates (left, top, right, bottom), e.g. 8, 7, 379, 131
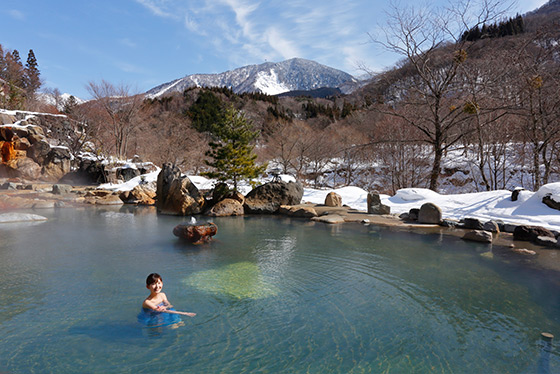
137, 308, 182, 327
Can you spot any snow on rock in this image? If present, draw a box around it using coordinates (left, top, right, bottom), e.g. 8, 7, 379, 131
254, 69, 291, 95
278, 174, 296, 183
536, 182, 560, 201
98, 172, 215, 193
98, 170, 159, 191
188, 175, 215, 191
0, 108, 66, 120
0, 213, 48, 224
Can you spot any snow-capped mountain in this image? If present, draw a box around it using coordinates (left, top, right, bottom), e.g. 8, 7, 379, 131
146, 58, 357, 97
38, 92, 85, 110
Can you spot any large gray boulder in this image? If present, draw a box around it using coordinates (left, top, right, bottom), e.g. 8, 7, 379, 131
311, 214, 345, 224
418, 203, 442, 224
27, 140, 51, 165
535, 236, 558, 247
206, 198, 244, 217
116, 166, 141, 182
156, 163, 180, 205
59, 159, 108, 185
120, 182, 156, 205
325, 192, 342, 207
513, 225, 555, 243
0, 157, 42, 180
156, 163, 204, 215
461, 218, 484, 230
367, 191, 391, 215
42, 147, 71, 181
52, 184, 73, 195
244, 181, 303, 214
0, 113, 16, 126
408, 208, 420, 221
511, 188, 525, 201
483, 221, 500, 233
543, 194, 560, 211
462, 230, 493, 243
279, 205, 318, 218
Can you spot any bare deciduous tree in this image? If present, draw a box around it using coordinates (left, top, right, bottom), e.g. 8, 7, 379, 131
372, 0, 512, 191
511, 29, 560, 189
86, 80, 143, 158
263, 119, 304, 175
136, 100, 210, 172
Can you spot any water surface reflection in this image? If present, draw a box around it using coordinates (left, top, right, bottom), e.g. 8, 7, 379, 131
0, 208, 558, 373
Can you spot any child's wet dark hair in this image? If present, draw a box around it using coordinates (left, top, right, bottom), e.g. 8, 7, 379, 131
146, 273, 162, 286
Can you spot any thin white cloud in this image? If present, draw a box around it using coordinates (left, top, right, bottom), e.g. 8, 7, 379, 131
264, 28, 300, 60
8, 9, 25, 20
184, 13, 205, 35
219, 0, 259, 37
135, 0, 176, 19
129, 0, 411, 76
119, 38, 137, 48
115, 61, 146, 74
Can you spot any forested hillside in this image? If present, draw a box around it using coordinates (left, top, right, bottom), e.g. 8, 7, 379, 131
3, 0, 560, 194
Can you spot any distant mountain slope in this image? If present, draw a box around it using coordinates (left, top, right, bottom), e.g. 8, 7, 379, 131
277, 87, 342, 98
146, 58, 357, 97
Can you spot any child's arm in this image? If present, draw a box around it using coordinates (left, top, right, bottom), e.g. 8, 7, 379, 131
158, 294, 196, 317
161, 293, 173, 309
143, 296, 169, 311
163, 309, 196, 317
143, 299, 159, 311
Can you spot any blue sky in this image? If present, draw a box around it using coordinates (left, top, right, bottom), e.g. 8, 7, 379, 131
2, 0, 548, 99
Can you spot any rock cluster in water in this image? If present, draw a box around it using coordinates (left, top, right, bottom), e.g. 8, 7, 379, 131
173, 222, 217, 244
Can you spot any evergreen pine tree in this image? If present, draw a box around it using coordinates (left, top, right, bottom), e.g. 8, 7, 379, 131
341, 101, 353, 118
24, 49, 41, 97
203, 106, 266, 191
3, 50, 25, 109
63, 95, 78, 114
12, 50, 21, 65
5, 50, 24, 86
515, 15, 524, 34
187, 90, 224, 133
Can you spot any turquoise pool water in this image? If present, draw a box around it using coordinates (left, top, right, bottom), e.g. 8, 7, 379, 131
0, 206, 558, 373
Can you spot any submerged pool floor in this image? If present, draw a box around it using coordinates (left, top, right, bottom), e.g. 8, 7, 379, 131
0, 206, 559, 373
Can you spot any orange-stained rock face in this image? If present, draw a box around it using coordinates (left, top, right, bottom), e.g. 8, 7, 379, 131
1, 141, 16, 163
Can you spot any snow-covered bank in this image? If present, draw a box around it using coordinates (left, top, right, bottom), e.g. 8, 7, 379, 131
302, 184, 560, 231
97, 171, 560, 232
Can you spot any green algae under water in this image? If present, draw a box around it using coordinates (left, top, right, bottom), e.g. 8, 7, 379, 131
0, 207, 559, 373
184, 262, 279, 299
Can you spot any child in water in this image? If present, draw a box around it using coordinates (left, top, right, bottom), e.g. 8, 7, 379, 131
138, 273, 195, 327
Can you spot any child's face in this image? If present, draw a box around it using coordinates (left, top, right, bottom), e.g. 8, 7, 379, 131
147, 279, 163, 294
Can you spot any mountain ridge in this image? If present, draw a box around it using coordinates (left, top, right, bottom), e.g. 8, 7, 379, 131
146, 58, 357, 97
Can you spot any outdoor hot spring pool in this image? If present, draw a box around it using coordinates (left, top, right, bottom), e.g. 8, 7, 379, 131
0, 206, 559, 373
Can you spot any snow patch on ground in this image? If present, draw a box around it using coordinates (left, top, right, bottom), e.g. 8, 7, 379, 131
0, 108, 66, 120
303, 183, 560, 231
97, 169, 560, 231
